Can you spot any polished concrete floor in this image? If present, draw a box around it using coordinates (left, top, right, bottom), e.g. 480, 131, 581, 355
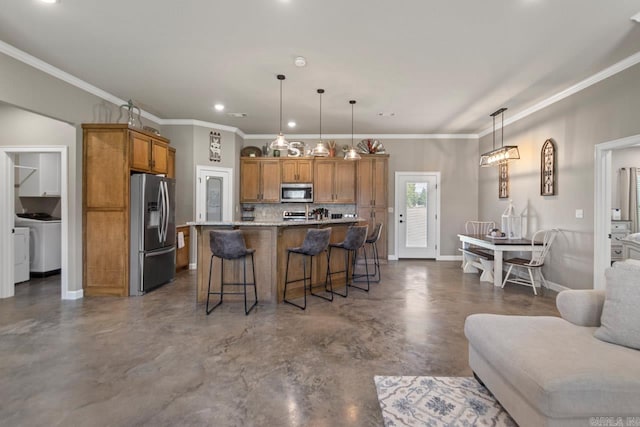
0, 261, 559, 427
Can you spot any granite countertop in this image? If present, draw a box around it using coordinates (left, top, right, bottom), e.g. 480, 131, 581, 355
187, 218, 365, 227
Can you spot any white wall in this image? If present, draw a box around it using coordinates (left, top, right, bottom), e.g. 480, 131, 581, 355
611, 146, 640, 210
478, 62, 640, 289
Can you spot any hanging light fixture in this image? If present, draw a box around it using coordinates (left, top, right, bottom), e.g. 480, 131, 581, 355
311, 89, 329, 157
270, 74, 290, 151
479, 107, 520, 167
344, 100, 361, 161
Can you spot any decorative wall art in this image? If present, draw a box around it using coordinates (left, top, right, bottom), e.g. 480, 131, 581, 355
498, 163, 509, 199
209, 131, 221, 162
541, 138, 556, 196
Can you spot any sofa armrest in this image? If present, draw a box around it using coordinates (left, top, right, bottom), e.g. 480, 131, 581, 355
556, 290, 605, 327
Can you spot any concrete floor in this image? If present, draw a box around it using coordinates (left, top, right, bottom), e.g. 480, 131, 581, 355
0, 261, 559, 427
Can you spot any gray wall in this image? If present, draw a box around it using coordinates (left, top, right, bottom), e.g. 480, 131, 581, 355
478, 62, 640, 289
243, 137, 478, 257
0, 51, 161, 293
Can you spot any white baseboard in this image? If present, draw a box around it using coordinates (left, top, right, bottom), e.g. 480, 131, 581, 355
387, 255, 398, 261
189, 263, 197, 270
437, 255, 463, 261
63, 289, 83, 300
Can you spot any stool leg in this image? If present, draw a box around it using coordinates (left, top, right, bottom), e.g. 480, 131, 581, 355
242, 255, 258, 315
250, 253, 258, 312
206, 255, 223, 315
309, 252, 333, 302
372, 242, 381, 282
349, 247, 370, 292
243, 256, 248, 314
328, 247, 348, 298
283, 251, 306, 310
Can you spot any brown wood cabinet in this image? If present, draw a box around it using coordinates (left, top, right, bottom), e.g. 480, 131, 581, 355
167, 147, 176, 179
176, 225, 190, 271
313, 159, 356, 203
240, 158, 281, 203
82, 124, 174, 297
357, 155, 389, 260
281, 159, 313, 183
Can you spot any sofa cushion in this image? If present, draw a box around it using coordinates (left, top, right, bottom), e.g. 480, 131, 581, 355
465, 314, 640, 418
594, 264, 640, 350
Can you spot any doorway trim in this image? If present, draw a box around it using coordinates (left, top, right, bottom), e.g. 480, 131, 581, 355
594, 133, 640, 290
394, 171, 441, 259
0, 146, 70, 299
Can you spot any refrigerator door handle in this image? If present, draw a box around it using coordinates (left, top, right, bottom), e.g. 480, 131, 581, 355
145, 246, 176, 257
164, 181, 170, 245
156, 183, 163, 243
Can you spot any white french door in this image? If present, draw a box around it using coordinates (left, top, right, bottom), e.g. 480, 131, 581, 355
395, 172, 439, 259
195, 166, 233, 222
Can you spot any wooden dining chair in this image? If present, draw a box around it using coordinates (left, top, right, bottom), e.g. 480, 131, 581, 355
465, 221, 495, 236
501, 228, 559, 295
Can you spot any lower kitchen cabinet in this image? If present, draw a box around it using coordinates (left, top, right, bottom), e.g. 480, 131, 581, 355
357, 206, 388, 261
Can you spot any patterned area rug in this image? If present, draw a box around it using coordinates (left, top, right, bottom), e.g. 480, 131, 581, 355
374, 376, 516, 427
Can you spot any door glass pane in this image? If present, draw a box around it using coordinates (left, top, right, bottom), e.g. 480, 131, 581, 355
405, 181, 428, 247
206, 176, 223, 221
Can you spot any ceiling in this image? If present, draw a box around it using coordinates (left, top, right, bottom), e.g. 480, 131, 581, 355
1, 0, 640, 135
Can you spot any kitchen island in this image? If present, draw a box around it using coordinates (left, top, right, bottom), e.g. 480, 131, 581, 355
188, 218, 366, 304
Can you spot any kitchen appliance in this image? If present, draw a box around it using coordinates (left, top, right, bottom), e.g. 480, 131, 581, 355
14, 227, 30, 283
14, 214, 61, 275
130, 173, 176, 296
281, 183, 313, 203
282, 210, 316, 221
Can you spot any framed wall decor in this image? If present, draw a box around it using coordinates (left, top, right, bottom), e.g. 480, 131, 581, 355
498, 163, 509, 199
209, 131, 221, 162
541, 138, 556, 196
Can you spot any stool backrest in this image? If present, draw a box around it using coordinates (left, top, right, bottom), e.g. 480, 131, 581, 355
465, 221, 495, 235
528, 228, 559, 266
367, 223, 383, 243
342, 225, 368, 250
300, 228, 332, 256
209, 230, 248, 260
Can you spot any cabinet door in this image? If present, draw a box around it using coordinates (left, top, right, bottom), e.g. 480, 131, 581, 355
314, 160, 335, 202
167, 148, 176, 179
260, 160, 282, 203
130, 133, 151, 171
281, 160, 298, 183
357, 158, 374, 207
297, 159, 313, 182
372, 207, 388, 260
334, 160, 356, 203
151, 140, 168, 174
240, 160, 261, 202
372, 157, 387, 207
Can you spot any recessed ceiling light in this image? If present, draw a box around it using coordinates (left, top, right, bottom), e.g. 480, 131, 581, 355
40, 0, 59, 3
214, 103, 225, 112
378, 112, 396, 117
294, 56, 307, 67
227, 112, 247, 118
287, 121, 296, 128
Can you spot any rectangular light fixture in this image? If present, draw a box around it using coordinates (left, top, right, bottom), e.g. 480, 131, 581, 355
479, 146, 520, 167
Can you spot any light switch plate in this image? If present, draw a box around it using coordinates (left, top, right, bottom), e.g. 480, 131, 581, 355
575, 209, 584, 219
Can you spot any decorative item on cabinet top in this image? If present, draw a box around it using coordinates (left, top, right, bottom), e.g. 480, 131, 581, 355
357, 139, 386, 154
287, 141, 306, 157
241, 146, 263, 157
118, 99, 142, 128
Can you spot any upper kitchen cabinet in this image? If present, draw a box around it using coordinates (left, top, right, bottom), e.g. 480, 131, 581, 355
18, 152, 61, 197
167, 147, 176, 179
357, 155, 388, 207
313, 159, 356, 203
240, 158, 281, 203
281, 159, 313, 183
130, 131, 170, 174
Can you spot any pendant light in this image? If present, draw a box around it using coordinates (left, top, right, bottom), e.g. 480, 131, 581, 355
344, 100, 361, 161
311, 89, 329, 157
270, 74, 290, 151
479, 107, 520, 167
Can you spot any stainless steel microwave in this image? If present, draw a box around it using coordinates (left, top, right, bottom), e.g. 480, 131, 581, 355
280, 183, 313, 203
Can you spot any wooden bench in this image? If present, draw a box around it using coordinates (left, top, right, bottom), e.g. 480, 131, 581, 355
459, 247, 495, 282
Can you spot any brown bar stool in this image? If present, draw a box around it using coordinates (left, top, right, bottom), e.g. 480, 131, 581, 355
206, 230, 257, 315
283, 228, 333, 310
354, 223, 383, 283
328, 225, 369, 296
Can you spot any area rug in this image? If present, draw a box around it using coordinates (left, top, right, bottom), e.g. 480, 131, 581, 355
374, 376, 516, 427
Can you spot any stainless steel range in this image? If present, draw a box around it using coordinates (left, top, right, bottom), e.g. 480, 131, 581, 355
282, 211, 312, 221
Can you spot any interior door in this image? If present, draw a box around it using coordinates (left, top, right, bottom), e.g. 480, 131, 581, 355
396, 173, 438, 258
196, 166, 233, 222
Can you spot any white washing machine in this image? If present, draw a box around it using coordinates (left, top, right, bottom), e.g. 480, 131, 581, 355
14, 227, 30, 283
14, 216, 61, 275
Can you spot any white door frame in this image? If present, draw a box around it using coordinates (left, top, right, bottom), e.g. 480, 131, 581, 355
594, 133, 640, 290
0, 146, 70, 299
195, 165, 234, 222
394, 171, 441, 259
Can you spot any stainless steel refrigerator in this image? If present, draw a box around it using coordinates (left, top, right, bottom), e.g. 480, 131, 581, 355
130, 173, 176, 296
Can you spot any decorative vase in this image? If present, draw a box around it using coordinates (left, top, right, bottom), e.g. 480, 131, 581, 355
328, 148, 336, 157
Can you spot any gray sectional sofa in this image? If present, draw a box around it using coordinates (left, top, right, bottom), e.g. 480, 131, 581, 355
464, 260, 640, 427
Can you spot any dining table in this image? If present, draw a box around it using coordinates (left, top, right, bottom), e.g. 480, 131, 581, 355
458, 234, 543, 288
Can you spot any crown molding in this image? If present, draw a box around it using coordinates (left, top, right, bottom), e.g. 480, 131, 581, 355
478, 50, 640, 137
161, 119, 245, 137
244, 133, 478, 140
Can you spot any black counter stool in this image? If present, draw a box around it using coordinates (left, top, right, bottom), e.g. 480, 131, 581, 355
283, 228, 333, 310
355, 223, 383, 284
328, 225, 369, 296
206, 230, 257, 315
